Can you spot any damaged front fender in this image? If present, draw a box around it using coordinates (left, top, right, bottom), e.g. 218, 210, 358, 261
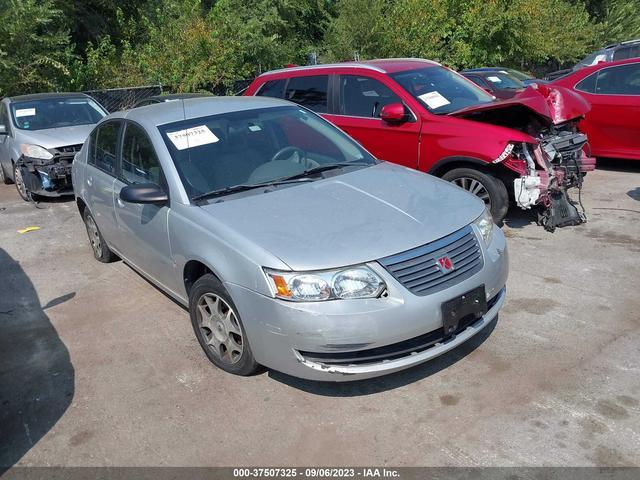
17, 153, 75, 198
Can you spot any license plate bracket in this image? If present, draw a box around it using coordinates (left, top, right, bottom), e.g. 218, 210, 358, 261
441, 285, 487, 337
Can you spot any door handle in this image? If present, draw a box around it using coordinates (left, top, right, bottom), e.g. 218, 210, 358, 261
86, 176, 93, 187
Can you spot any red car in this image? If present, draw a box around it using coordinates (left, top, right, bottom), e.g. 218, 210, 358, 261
245, 59, 595, 230
552, 58, 640, 161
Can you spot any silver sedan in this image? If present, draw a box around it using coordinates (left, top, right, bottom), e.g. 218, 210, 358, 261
72, 97, 508, 381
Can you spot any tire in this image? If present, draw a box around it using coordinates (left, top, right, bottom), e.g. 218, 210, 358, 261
83, 208, 117, 263
442, 168, 509, 224
189, 274, 260, 376
13, 163, 32, 202
0, 163, 11, 185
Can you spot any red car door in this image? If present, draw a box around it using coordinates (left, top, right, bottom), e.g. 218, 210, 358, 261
323, 74, 421, 169
575, 62, 640, 159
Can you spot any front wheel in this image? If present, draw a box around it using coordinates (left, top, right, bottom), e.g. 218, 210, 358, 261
0, 163, 12, 185
189, 274, 261, 376
14, 164, 32, 201
442, 168, 509, 224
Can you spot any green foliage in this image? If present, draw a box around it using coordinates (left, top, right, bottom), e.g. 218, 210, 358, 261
323, 0, 387, 61
599, 0, 640, 43
0, 0, 638, 97
331, 0, 599, 69
0, 0, 75, 96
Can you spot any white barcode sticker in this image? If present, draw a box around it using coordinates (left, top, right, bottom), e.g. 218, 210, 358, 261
167, 125, 219, 150
16, 108, 36, 117
418, 91, 450, 109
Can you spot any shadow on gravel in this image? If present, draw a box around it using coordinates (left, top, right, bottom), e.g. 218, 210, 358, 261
269, 316, 498, 396
627, 188, 640, 201
594, 158, 640, 173
503, 206, 538, 230
0, 248, 75, 471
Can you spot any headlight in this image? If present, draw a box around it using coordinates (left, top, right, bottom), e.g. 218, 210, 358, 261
473, 207, 494, 247
265, 266, 386, 302
20, 144, 53, 160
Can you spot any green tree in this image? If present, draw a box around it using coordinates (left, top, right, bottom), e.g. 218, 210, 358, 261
323, 0, 387, 61
599, 0, 640, 43
0, 0, 75, 96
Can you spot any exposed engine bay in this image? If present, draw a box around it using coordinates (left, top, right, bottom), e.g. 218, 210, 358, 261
454, 85, 596, 232
512, 126, 596, 232
16, 144, 80, 199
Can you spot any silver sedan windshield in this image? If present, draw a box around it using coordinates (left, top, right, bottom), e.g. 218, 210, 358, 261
11, 97, 107, 131
158, 106, 376, 199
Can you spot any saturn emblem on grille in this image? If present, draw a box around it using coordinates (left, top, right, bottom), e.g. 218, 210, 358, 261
436, 255, 454, 273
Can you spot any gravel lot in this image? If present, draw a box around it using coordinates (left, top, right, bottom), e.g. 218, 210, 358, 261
1, 161, 639, 467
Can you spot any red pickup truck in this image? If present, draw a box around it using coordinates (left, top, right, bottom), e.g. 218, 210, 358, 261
245, 59, 595, 230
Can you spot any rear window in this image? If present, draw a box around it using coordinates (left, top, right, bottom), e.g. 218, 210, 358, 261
575, 72, 597, 93
284, 75, 329, 113
256, 79, 286, 99
613, 45, 640, 61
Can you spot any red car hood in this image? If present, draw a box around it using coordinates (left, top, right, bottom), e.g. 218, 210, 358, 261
450, 84, 590, 125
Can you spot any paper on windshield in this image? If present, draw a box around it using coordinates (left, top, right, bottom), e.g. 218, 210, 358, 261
418, 91, 450, 109
15, 108, 36, 117
167, 125, 219, 150
487, 76, 502, 83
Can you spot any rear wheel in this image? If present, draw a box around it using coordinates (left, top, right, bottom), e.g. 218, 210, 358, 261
83, 209, 117, 262
189, 274, 260, 376
442, 168, 509, 224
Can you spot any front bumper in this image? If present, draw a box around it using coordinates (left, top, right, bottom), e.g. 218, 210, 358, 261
17, 157, 74, 197
226, 226, 509, 381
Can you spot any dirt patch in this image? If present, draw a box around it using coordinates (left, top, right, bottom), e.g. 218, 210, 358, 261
596, 399, 629, 420
439, 394, 460, 406
502, 297, 559, 315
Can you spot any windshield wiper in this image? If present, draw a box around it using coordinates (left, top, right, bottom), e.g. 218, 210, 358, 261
281, 162, 371, 181
191, 178, 313, 202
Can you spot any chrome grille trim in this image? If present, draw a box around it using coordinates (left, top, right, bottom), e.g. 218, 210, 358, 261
378, 226, 483, 296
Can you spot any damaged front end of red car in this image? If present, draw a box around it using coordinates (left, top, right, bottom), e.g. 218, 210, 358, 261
452, 84, 596, 232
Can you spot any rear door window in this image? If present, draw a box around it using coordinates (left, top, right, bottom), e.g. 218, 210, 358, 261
284, 75, 329, 113
89, 121, 121, 175
256, 79, 286, 99
338, 75, 402, 118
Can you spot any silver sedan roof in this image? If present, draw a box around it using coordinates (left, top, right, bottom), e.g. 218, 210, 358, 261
111, 96, 294, 129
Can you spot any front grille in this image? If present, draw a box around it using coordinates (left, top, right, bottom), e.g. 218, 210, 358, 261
298, 290, 502, 366
378, 226, 483, 296
51, 144, 83, 160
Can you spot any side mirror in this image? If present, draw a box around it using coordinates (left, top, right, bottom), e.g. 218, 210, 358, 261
380, 103, 408, 123
120, 183, 168, 204
0, 124, 7, 135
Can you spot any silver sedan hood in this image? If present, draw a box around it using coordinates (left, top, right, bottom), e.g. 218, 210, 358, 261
16, 124, 95, 149
199, 163, 485, 271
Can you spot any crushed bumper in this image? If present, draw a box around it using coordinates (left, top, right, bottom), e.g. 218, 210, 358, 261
17, 156, 74, 197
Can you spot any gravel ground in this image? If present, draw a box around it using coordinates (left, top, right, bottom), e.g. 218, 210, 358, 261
1, 160, 639, 467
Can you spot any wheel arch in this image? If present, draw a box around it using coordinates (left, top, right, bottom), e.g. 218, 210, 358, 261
428, 156, 492, 177
76, 196, 87, 217
183, 259, 222, 297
